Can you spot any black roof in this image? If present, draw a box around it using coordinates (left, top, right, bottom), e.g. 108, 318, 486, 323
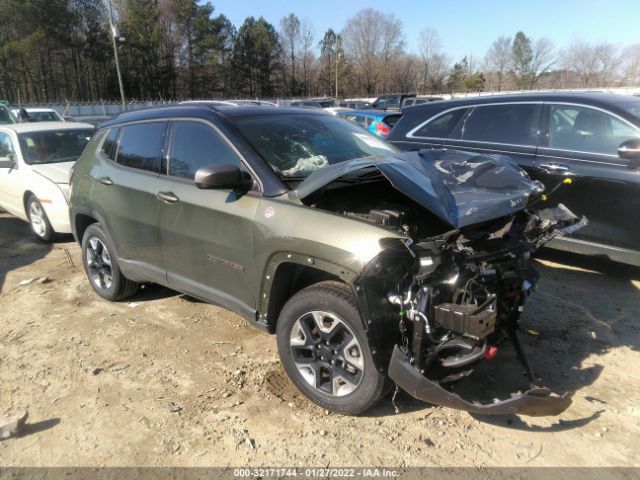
100, 103, 327, 129
408, 91, 639, 111
338, 109, 401, 117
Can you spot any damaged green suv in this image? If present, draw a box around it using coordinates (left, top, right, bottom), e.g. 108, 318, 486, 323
70, 104, 583, 415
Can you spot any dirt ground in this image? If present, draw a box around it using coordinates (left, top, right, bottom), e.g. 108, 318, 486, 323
1, 212, 639, 467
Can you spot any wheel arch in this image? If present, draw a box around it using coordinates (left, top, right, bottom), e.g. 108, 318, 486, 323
259, 253, 358, 333
70, 205, 101, 244
22, 190, 35, 215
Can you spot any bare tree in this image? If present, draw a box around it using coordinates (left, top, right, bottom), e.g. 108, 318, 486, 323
562, 40, 622, 88
279, 13, 301, 95
484, 35, 511, 91
418, 28, 444, 93
529, 37, 556, 88
621, 43, 640, 86
341, 8, 403, 94
299, 19, 315, 95
390, 54, 419, 92
379, 13, 404, 93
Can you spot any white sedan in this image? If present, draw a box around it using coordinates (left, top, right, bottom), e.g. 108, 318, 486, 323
0, 122, 94, 241
11, 107, 66, 122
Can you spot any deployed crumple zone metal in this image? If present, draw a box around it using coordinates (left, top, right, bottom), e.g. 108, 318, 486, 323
388, 346, 573, 416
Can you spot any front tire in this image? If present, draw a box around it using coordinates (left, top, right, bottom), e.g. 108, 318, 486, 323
276, 281, 387, 415
27, 195, 54, 242
81, 223, 138, 301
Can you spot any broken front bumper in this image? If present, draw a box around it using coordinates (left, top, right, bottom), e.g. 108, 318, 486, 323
388, 346, 572, 417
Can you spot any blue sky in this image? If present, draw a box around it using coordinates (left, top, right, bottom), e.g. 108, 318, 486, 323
212, 0, 640, 60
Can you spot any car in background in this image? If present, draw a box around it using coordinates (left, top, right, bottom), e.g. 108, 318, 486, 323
0, 121, 94, 241
64, 115, 112, 127
0, 105, 16, 125
401, 96, 445, 108
323, 107, 352, 116
227, 99, 278, 107
291, 98, 336, 109
371, 93, 415, 111
388, 92, 640, 266
337, 110, 402, 137
339, 100, 373, 110
11, 107, 65, 122
185, 100, 277, 107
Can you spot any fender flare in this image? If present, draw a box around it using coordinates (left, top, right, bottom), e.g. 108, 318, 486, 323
257, 251, 358, 329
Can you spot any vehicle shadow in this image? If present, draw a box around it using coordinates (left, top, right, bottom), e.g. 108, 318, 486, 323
127, 283, 182, 302
0, 214, 53, 294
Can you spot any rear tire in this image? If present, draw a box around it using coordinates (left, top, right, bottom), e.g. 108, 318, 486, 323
276, 281, 387, 415
27, 195, 54, 242
81, 223, 138, 301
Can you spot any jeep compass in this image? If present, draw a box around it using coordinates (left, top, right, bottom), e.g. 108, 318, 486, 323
69, 103, 582, 415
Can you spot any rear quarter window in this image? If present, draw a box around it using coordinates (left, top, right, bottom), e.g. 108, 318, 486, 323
101, 128, 119, 160
410, 108, 469, 139
383, 114, 402, 128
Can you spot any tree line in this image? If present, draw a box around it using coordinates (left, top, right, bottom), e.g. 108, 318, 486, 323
1, 1, 639, 103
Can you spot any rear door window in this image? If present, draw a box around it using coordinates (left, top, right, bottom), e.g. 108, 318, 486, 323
116, 122, 166, 173
462, 103, 541, 146
168, 121, 243, 179
411, 108, 469, 139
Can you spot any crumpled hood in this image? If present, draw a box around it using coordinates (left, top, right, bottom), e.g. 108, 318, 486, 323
30, 161, 74, 184
295, 149, 541, 229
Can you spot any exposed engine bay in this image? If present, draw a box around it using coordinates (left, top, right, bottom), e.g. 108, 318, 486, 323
298, 150, 586, 416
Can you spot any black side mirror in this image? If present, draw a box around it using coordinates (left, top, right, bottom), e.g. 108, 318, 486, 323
618, 139, 640, 162
194, 164, 252, 190
0, 153, 15, 169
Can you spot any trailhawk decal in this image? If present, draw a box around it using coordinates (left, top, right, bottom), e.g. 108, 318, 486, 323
207, 254, 244, 272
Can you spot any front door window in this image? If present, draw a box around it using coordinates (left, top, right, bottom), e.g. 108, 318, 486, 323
548, 104, 640, 156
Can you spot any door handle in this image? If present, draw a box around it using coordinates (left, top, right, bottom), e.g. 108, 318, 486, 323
538, 163, 572, 175
156, 191, 180, 203
97, 176, 113, 185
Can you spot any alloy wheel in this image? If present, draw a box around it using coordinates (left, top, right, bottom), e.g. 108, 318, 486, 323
29, 201, 47, 238
85, 237, 113, 290
289, 310, 365, 396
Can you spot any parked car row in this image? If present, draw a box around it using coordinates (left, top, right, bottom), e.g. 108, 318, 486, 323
336, 110, 402, 138
0, 96, 634, 417
2, 92, 639, 269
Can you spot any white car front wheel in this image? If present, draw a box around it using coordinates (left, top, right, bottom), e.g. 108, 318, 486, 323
27, 195, 54, 242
